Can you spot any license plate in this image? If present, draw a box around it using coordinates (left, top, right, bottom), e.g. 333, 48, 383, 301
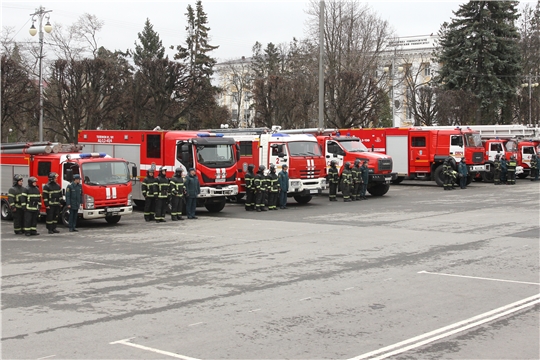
215, 178, 225, 182
471, 165, 485, 171
385, 177, 392, 181
310, 189, 318, 194
107, 207, 120, 212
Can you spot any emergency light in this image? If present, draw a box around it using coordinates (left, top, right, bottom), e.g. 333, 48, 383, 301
197, 133, 224, 137
271, 133, 290, 137
79, 153, 107, 158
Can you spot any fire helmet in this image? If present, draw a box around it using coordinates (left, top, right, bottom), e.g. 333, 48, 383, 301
48, 172, 58, 181
28, 176, 38, 186
344, 162, 351, 169
258, 165, 266, 172
269, 164, 276, 172
13, 174, 23, 183
247, 164, 255, 172
175, 167, 183, 176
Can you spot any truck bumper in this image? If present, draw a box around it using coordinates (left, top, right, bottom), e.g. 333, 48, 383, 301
289, 178, 327, 195
199, 185, 238, 198
82, 205, 133, 220
370, 172, 397, 184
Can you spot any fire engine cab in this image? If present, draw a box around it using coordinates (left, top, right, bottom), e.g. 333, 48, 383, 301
1, 142, 134, 225
78, 129, 239, 213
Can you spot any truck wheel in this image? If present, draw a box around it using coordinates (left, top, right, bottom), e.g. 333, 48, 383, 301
367, 183, 390, 196
433, 165, 444, 187
466, 174, 473, 185
134, 200, 145, 208
481, 162, 495, 183
293, 195, 312, 204
391, 176, 404, 185
1, 200, 13, 220
517, 171, 529, 179
227, 194, 244, 203
105, 215, 121, 224
60, 206, 77, 227
205, 198, 226, 213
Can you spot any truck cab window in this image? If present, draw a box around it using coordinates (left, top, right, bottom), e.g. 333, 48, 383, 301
37, 162, 51, 176
450, 136, 463, 147
146, 134, 161, 159
177, 142, 194, 170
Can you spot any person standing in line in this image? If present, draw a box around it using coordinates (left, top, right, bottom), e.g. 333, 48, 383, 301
267, 165, 279, 210
142, 166, 158, 221
244, 164, 255, 211
493, 154, 501, 185
8, 174, 25, 235
22, 176, 42, 236
43, 172, 62, 233
458, 158, 468, 189
155, 167, 170, 222
184, 167, 200, 219
341, 162, 352, 202
254, 165, 267, 212
351, 159, 361, 201
66, 174, 82, 232
500, 155, 508, 184
169, 167, 185, 221
443, 157, 453, 190
327, 160, 339, 201
530, 154, 539, 181
507, 155, 517, 185
360, 159, 369, 200
278, 164, 289, 209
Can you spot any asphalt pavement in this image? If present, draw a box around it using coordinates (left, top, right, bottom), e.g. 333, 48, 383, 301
2, 179, 539, 359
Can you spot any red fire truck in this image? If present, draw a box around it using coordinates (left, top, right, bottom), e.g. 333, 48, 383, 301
1, 142, 134, 225
205, 127, 327, 204
282, 128, 396, 196
78, 129, 239, 213
345, 127, 487, 186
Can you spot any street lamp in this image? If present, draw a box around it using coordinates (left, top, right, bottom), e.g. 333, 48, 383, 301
384, 61, 403, 127
29, 6, 53, 142
521, 74, 539, 126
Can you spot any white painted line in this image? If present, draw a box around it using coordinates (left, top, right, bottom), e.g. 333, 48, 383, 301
344, 287, 355, 291
81, 260, 128, 268
248, 308, 261, 313
300, 297, 311, 301
188, 322, 204, 327
36, 355, 56, 360
110, 338, 200, 360
418, 270, 540, 286
348, 293, 540, 360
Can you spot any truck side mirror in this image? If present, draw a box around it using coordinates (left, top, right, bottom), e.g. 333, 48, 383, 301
182, 152, 191, 164
235, 144, 241, 161
371, 144, 374, 152
65, 169, 73, 182
131, 165, 138, 179
278, 152, 285, 158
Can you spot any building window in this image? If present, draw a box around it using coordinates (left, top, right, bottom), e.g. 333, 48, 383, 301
423, 63, 431, 76
411, 137, 426, 147
232, 109, 238, 120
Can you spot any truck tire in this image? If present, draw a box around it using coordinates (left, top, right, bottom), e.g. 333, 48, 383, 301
434, 165, 444, 187
466, 174, 473, 185
367, 183, 390, 196
294, 195, 312, 204
517, 171, 529, 179
105, 215, 121, 224
1, 199, 13, 220
134, 200, 145, 208
391, 176, 404, 185
205, 198, 226, 213
481, 162, 495, 183
60, 206, 77, 227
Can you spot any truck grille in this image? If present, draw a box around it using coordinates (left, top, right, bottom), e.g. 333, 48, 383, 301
378, 158, 393, 171
472, 152, 484, 164
299, 169, 322, 179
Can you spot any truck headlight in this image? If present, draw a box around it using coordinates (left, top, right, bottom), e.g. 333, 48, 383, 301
127, 193, 132, 206
85, 194, 94, 209
290, 180, 301, 188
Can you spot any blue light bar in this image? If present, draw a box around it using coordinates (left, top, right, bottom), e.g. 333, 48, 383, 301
271, 133, 290, 137
79, 152, 107, 158
197, 133, 224, 137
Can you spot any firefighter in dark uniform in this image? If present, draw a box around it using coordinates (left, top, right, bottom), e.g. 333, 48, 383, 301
267, 165, 279, 210
142, 166, 158, 221
458, 158, 468, 189
443, 157, 453, 190
351, 159, 361, 201
66, 174, 82, 232
500, 155, 508, 184
169, 167, 185, 221
507, 155, 517, 185
341, 162, 353, 202
493, 154, 501, 185
254, 165, 267, 212
327, 160, 339, 201
43, 172, 62, 234
530, 154, 539, 181
22, 176, 41, 236
360, 159, 369, 199
244, 164, 255, 211
8, 174, 25, 234
155, 166, 169, 222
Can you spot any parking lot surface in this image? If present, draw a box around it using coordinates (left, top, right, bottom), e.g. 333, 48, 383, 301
2, 180, 539, 359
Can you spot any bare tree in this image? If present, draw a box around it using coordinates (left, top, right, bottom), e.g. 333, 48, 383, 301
400, 53, 437, 125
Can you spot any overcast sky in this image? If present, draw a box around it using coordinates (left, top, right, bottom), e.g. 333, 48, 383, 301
1, 1, 533, 62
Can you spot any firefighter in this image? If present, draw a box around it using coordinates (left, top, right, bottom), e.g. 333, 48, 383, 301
507, 155, 517, 185
351, 159, 361, 201
155, 166, 169, 222
43, 172, 62, 233
267, 165, 279, 210
22, 176, 42, 236
530, 154, 539, 181
500, 155, 508, 184
278, 164, 289, 209
8, 174, 25, 235
142, 166, 158, 221
169, 167, 185, 221
458, 158, 468, 189
493, 154, 501, 185
244, 164, 256, 211
327, 160, 339, 201
254, 165, 267, 211
66, 174, 83, 232
443, 157, 453, 190
360, 159, 369, 200
341, 162, 352, 202
184, 167, 200, 219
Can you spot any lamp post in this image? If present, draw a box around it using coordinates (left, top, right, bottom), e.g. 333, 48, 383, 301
384, 54, 403, 127
29, 6, 53, 142
521, 73, 539, 126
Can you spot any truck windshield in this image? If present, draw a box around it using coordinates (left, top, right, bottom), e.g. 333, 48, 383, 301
196, 144, 235, 168
288, 141, 322, 156
81, 161, 130, 185
339, 140, 369, 152
464, 133, 482, 148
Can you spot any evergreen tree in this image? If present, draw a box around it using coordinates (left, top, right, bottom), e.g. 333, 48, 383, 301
436, 1, 522, 124
133, 18, 165, 65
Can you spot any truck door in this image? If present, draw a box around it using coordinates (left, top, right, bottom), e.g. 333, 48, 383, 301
409, 133, 429, 172
269, 143, 288, 170
487, 142, 504, 162
449, 135, 465, 160
325, 140, 345, 172
521, 145, 535, 167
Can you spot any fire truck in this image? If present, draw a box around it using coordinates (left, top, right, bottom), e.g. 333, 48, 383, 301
345, 127, 488, 186
281, 128, 396, 196
78, 129, 239, 213
1, 142, 134, 225
205, 127, 327, 204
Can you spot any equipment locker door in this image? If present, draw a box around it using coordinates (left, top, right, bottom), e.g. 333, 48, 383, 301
409, 132, 430, 172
